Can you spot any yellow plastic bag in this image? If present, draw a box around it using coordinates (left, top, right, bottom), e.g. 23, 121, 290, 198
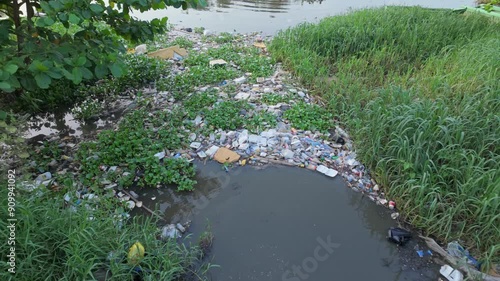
127, 242, 145, 265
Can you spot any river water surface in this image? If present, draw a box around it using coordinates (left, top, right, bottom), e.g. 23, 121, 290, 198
132, 162, 441, 281
133, 0, 474, 34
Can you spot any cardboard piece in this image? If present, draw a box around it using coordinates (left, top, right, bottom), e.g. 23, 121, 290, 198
253, 42, 266, 49
147, 45, 188, 59
213, 147, 240, 163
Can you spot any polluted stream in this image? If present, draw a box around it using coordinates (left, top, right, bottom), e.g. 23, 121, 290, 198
131, 162, 440, 281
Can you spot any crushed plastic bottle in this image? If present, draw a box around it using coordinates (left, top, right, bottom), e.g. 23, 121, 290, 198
447, 241, 480, 268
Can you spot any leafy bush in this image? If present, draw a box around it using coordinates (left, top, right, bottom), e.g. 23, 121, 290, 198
0, 0, 203, 105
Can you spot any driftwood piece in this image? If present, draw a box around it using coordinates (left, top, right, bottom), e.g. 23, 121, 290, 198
420, 236, 500, 281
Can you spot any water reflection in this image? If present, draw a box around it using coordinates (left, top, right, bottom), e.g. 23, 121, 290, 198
195, 0, 324, 13
134, 0, 472, 34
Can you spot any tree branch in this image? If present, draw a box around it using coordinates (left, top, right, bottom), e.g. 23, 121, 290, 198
11, 0, 23, 54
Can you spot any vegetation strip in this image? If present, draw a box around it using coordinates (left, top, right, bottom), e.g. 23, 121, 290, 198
270, 6, 499, 272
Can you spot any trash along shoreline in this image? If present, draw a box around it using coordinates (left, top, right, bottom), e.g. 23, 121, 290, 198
8, 23, 499, 281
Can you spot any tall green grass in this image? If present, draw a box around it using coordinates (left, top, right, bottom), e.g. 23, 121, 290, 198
271, 6, 499, 266
0, 187, 202, 280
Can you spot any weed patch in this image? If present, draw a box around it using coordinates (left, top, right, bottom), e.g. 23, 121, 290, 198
184, 90, 218, 118
271, 6, 500, 262
204, 101, 251, 130
283, 102, 333, 132
246, 111, 278, 133
261, 93, 293, 105
76, 109, 196, 191
0, 187, 203, 280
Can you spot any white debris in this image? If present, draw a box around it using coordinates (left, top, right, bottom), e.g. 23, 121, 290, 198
316, 165, 338, 178
234, 76, 246, 84
234, 92, 251, 100
205, 145, 220, 157
154, 151, 166, 159
190, 142, 202, 149
161, 224, 181, 239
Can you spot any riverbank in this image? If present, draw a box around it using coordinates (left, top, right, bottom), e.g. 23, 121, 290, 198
271, 5, 499, 274
1, 6, 498, 281
2, 25, 398, 280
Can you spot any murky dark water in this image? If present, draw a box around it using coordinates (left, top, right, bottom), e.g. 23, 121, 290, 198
133, 162, 440, 281
134, 0, 474, 34
25, 100, 131, 139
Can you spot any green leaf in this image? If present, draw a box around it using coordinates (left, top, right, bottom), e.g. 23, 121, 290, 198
4, 64, 18, 74
403, 162, 412, 170
0, 120, 6, 127
69, 13, 80, 24
0, 82, 11, 91
8, 75, 20, 89
90, 4, 104, 13
72, 67, 83, 84
49, 1, 63, 10
61, 69, 74, 80
29, 60, 49, 72
109, 63, 123, 77
81, 67, 93, 79
95, 64, 108, 79
76, 56, 87, 67
0, 111, 6, 121
151, 18, 160, 26
47, 69, 63, 79
34, 73, 52, 89
82, 10, 92, 19
39, 1, 52, 13
58, 13, 68, 22
44, 17, 55, 26
20, 77, 37, 91
35, 19, 46, 27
